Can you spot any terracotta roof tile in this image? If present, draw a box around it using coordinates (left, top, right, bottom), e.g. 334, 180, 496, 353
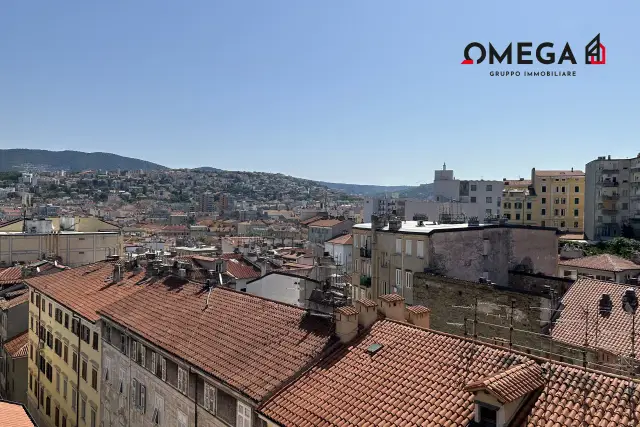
0, 401, 35, 427
335, 306, 358, 316
225, 258, 261, 280
308, 219, 345, 227
260, 320, 640, 426
406, 305, 430, 315
25, 261, 146, 322
0, 267, 22, 285
3, 331, 28, 358
379, 293, 404, 303
535, 170, 585, 177
99, 282, 334, 401
552, 278, 640, 359
326, 233, 353, 245
0, 291, 29, 311
464, 360, 544, 403
558, 254, 640, 272
356, 298, 377, 308
300, 215, 327, 226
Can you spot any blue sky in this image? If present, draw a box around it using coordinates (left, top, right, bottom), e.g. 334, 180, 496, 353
1, 1, 638, 185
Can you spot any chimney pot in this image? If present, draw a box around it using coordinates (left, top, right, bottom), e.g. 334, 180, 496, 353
405, 305, 431, 329
355, 299, 377, 329
334, 306, 359, 343
378, 294, 405, 321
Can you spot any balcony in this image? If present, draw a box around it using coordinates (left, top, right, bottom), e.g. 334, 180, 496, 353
360, 247, 371, 258
602, 208, 618, 215
601, 180, 619, 187
602, 194, 620, 201
631, 212, 640, 222
602, 167, 620, 173
359, 276, 372, 287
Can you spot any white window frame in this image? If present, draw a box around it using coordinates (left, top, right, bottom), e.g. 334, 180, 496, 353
354, 259, 359, 273
395, 238, 402, 254
405, 271, 413, 288
395, 269, 402, 287
416, 240, 424, 258
204, 383, 216, 413
177, 367, 188, 394
131, 341, 138, 362
160, 357, 166, 381
140, 344, 146, 367
151, 352, 157, 374
237, 401, 252, 427
405, 240, 412, 256
153, 394, 164, 426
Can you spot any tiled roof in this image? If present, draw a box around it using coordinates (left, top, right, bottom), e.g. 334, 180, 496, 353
356, 298, 376, 308
379, 293, 404, 303
25, 261, 146, 322
325, 233, 353, 245
335, 306, 358, 316
300, 215, 327, 226
559, 233, 586, 241
406, 305, 430, 315
260, 320, 640, 426
0, 401, 35, 427
0, 291, 29, 311
503, 179, 532, 188
3, 331, 29, 358
535, 170, 585, 177
558, 254, 640, 272
225, 258, 261, 280
308, 219, 344, 227
0, 267, 22, 285
464, 360, 544, 403
99, 282, 334, 402
551, 278, 640, 360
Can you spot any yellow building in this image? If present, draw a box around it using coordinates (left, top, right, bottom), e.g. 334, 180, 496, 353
25, 259, 144, 427
502, 169, 585, 233
0, 217, 122, 267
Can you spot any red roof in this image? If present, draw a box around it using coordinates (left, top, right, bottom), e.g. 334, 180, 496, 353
464, 360, 544, 404
558, 254, 640, 272
308, 219, 345, 228
99, 283, 334, 402
0, 291, 29, 311
0, 401, 35, 427
260, 319, 640, 426
325, 233, 353, 245
0, 267, 22, 285
226, 258, 261, 280
26, 261, 146, 322
3, 331, 28, 358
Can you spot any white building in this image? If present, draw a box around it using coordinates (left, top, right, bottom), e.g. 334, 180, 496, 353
323, 233, 353, 273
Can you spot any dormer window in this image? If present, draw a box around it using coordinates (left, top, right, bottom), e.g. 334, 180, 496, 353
478, 404, 498, 426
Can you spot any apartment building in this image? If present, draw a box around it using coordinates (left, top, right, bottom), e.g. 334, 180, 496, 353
0, 217, 122, 268
98, 277, 335, 427
501, 178, 533, 225
363, 196, 403, 223
307, 219, 354, 257
25, 260, 145, 427
258, 294, 640, 426
351, 216, 558, 304
0, 290, 29, 403
0, 399, 37, 426
199, 192, 215, 213
1, 331, 28, 405
584, 154, 640, 240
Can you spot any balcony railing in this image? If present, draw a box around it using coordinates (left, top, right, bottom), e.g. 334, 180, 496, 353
359, 276, 372, 287
601, 181, 619, 187
602, 194, 620, 201
602, 208, 618, 215
360, 247, 371, 258
602, 168, 620, 173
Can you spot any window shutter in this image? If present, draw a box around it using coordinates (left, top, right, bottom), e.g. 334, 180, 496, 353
151, 352, 156, 375
160, 357, 166, 381
140, 384, 146, 413
132, 341, 137, 362
132, 378, 138, 407
140, 345, 146, 367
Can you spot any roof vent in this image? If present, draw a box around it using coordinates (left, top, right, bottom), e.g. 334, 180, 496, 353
366, 343, 383, 356
622, 288, 638, 314
599, 294, 613, 316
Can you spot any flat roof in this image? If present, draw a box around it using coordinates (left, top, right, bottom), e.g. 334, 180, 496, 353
0, 231, 119, 235
353, 220, 557, 235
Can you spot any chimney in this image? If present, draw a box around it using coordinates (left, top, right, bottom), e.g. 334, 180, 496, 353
405, 305, 431, 329
112, 264, 122, 283
378, 294, 405, 321
334, 306, 359, 343
355, 298, 377, 329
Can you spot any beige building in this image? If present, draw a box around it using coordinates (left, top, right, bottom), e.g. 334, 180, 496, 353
0, 217, 122, 267
351, 217, 558, 304
557, 253, 640, 283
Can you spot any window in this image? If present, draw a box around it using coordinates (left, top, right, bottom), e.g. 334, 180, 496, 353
541, 209, 546, 216
55, 308, 63, 324
561, 221, 566, 228
177, 410, 188, 427
541, 221, 546, 227
515, 213, 520, 220
574, 221, 579, 228
48, 303, 52, 317
71, 318, 80, 336
554, 209, 559, 216
151, 352, 157, 375
561, 209, 566, 216
140, 344, 146, 367
64, 314, 69, 329
46, 396, 51, 416
71, 387, 77, 411
561, 198, 566, 204
81, 325, 90, 344
92, 367, 98, 390
561, 186, 566, 193
63, 378, 68, 400
54, 338, 62, 356
574, 209, 579, 217
120, 334, 127, 354
623, 202, 629, 210
395, 269, 402, 287
470, 196, 476, 203
132, 341, 138, 362
47, 331, 53, 348
575, 186, 579, 192
479, 405, 497, 426
237, 401, 252, 427
204, 383, 216, 413
541, 186, 546, 193
554, 198, 559, 204
217, 389, 236, 426
416, 241, 424, 258
404, 271, 413, 288
104, 357, 111, 383
81, 359, 88, 381
405, 240, 412, 256
93, 332, 99, 351
55, 406, 60, 427
56, 371, 60, 392
486, 184, 492, 191
574, 197, 579, 204
395, 238, 401, 254
555, 187, 559, 192
470, 184, 477, 191
153, 394, 164, 425
486, 196, 492, 203
31, 292, 35, 304
504, 214, 511, 220
160, 356, 166, 381
31, 316, 34, 332
526, 213, 531, 221
81, 397, 86, 421
526, 202, 531, 209
177, 367, 188, 394
46, 363, 53, 382
119, 368, 126, 394
90, 408, 96, 427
